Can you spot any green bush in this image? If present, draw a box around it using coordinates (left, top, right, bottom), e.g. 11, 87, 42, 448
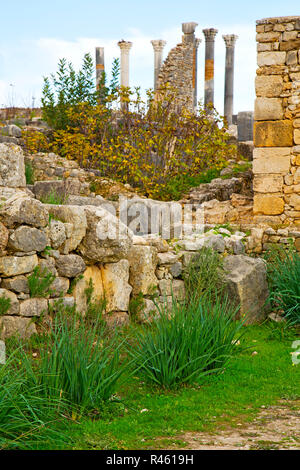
25, 162, 35, 185
39, 190, 68, 205
265, 246, 300, 324
128, 294, 243, 389
28, 266, 56, 298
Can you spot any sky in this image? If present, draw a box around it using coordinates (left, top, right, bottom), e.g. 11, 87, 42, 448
0, 0, 299, 115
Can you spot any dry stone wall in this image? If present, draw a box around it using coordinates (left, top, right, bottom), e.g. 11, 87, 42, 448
254, 16, 300, 227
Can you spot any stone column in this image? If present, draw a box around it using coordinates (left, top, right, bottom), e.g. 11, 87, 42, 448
253, 15, 300, 228
202, 28, 218, 110
117, 41, 133, 88
182, 22, 198, 44
223, 34, 238, 125
193, 38, 201, 110
151, 40, 167, 90
95, 47, 105, 89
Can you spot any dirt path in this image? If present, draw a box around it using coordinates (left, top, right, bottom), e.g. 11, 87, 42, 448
168, 400, 300, 450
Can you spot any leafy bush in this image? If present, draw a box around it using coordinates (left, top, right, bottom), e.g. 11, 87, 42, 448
28, 266, 56, 298
128, 294, 243, 389
265, 246, 300, 324
183, 247, 225, 302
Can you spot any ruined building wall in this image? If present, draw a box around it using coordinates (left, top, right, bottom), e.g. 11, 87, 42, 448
155, 42, 195, 111
253, 16, 300, 227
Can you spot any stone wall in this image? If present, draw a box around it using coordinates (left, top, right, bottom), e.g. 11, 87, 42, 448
0, 144, 270, 338
254, 16, 300, 227
155, 24, 199, 112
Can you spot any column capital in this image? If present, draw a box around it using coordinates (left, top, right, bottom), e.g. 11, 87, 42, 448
223, 34, 238, 48
118, 40, 133, 53
195, 38, 202, 49
151, 40, 167, 52
182, 22, 198, 35
202, 28, 218, 42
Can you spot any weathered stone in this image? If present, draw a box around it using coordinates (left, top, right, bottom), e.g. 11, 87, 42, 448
279, 38, 300, 51
48, 297, 75, 310
1, 124, 22, 138
204, 234, 226, 253
55, 254, 86, 278
38, 258, 57, 276
48, 219, 66, 249
224, 255, 269, 324
253, 195, 285, 215
157, 252, 179, 265
0, 339, 5, 364
0, 254, 38, 277
0, 194, 48, 228
0, 288, 19, 314
257, 51, 286, 66
253, 174, 283, 193
256, 32, 281, 43
294, 129, 300, 145
0, 316, 37, 339
286, 50, 298, 65
8, 226, 48, 252
45, 205, 87, 254
289, 194, 300, 210
33, 180, 66, 201
254, 98, 283, 121
128, 245, 158, 295
0, 144, 26, 187
19, 298, 48, 317
172, 279, 185, 300
254, 121, 293, 147
169, 261, 182, 278
1, 276, 29, 294
0, 222, 9, 253
101, 260, 132, 312
253, 147, 291, 174
139, 299, 158, 323
50, 277, 69, 298
105, 311, 129, 328
79, 206, 132, 263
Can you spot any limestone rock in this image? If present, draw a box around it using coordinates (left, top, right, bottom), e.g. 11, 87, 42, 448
1, 276, 29, 294
254, 120, 293, 147
101, 260, 132, 312
19, 298, 48, 317
0, 316, 37, 339
49, 219, 66, 249
8, 226, 48, 252
1, 125, 22, 138
157, 252, 179, 265
79, 206, 133, 263
44, 205, 87, 254
0, 143, 26, 187
55, 254, 86, 278
50, 277, 69, 298
0, 288, 19, 314
38, 258, 57, 276
128, 245, 158, 295
105, 311, 129, 328
0, 222, 9, 253
0, 194, 48, 228
224, 255, 269, 324
0, 254, 38, 277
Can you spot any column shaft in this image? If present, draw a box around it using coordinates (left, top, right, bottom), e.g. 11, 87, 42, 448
95, 47, 105, 89
203, 28, 218, 111
223, 35, 238, 125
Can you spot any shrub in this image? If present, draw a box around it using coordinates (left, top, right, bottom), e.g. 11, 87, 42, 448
128, 294, 243, 389
265, 246, 300, 324
27, 266, 56, 298
39, 190, 68, 205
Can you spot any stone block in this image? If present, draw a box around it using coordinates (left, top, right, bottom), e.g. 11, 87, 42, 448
0, 288, 19, 314
101, 260, 132, 312
8, 226, 48, 253
254, 98, 283, 120
253, 194, 285, 215
255, 75, 283, 97
55, 254, 86, 278
253, 174, 283, 193
0, 143, 26, 188
0, 254, 38, 277
294, 129, 300, 144
19, 298, 48, 317
128, 245, 158, 296
257, 51, 286, 66
253, 147, 291, 174
254, 120, 293, 147
256, 32, 281, 43
280, 39, 300, 51
0, 316, 37, 339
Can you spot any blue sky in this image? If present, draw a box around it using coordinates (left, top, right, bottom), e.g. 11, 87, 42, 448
0, 1, 299, 114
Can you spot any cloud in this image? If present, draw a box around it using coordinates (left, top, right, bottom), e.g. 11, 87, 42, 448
0, 23, 256, 114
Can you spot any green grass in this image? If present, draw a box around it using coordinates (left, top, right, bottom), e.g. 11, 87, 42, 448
63, 323, 300, 450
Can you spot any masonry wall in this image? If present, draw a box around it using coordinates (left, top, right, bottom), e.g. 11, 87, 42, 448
253, 16, 300, 227
155, 41, 195, 112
